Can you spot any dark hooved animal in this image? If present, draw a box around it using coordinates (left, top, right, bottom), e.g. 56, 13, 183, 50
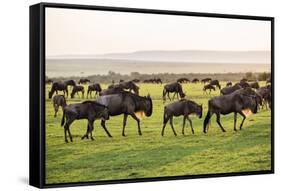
70, 85, 85, 98
201, 78, 212, 84
143, 78, 162, 84
226, 82, 232, 87
46, 79, 53, 84
249, 82, 260, 89
192, 78, 199, 83
87, 83, 102, 98
53, 95, 67, 117
78, 78, 90, 84
100, 86, 125, 96
203, 87, 259, 133
220, 83, 242, 95
96, 92, 153, 137
162, 99, 202, 136
108, 81, 139, 95
203, 84, 216, 94
61, 101, 110, 143
257, 85, 271, 109
209, 80, 221, 90
48, 82, 68, 99
240, 78, 248, 83
177, 78, 190, 83
236, 81, 250, 88
163, 82, 185, 102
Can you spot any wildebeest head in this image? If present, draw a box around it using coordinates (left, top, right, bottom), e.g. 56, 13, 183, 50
240, 94, 258, 114
95, 104, 110, 120
144, 94, 153, 117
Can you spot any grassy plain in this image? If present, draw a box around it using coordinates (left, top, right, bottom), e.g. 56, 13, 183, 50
45, 82, 271, 184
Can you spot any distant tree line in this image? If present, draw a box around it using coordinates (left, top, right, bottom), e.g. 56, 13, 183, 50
47, 71, 271, 83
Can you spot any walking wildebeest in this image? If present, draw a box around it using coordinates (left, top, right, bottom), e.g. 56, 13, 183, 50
162, 99, 202, 136
226, 82, 232, 87
100, 86, 125, 96
163, 82, 185, 102
209, 80, 221, 90
177, 78, 190, 83
61, 101, 110, 143
257, 85, 271, 109
201, 78, 212, 84
192, 78, 199, 83
96, 92, 153, 137
87, 83, 102, 98
78, 78, 90, 84
109, 81, 139, 95
203, 88, 259, 133
203, 84, 216, 94
220, 83, 242, 95
249, 82, 260, 89
53, 95, 67, 117
70, 85, 85, 98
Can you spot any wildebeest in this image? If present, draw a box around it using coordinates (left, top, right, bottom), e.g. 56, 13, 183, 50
48, 80, 76, 99
203, 87, 259, 133
220, 83, 242, 95
87, 83, 102, 98
201, 78, 212, 84
46, 79, 53, 84
143, 78, 162, 84
70, 85, 85, 98
177, 78, 190, 83
78, 78, 90, 84
203, 84, 216, 94
257, 85, 271, 109
96, 92, 153, 137
163, 82, 185, 102
240, 78, 248, 83
109, 81, 139, 95
100, 86, 125, 96
53, 95, 67, 117
236, 81, 250, 88
249, 82, 260, 89
61, 101, 110, 143
192, 78, 199, 83
226, 82, 232, 87
209, 80, 221, 89
162, 99, 202, 136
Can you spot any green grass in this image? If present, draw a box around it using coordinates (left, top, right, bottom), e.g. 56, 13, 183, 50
45, 82, 271, 184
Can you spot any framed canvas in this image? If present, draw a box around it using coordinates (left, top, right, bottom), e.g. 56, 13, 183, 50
29, 2, 274, 188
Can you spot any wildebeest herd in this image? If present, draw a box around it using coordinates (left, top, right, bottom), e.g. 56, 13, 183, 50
47, 77, 272, 143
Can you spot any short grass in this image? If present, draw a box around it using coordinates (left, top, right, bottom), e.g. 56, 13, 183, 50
45, 82, 271, 184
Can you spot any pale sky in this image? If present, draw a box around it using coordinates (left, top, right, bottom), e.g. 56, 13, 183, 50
46, 7, 271, 57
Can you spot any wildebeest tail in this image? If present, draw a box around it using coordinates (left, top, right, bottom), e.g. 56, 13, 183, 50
162, 88, 166, 101
203, 110, 211, 133
61, 110, 65, 127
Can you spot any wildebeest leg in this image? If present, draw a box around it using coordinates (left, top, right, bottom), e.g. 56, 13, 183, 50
64, 116, 75, 143
182, 116, 186, 135
88, 120, 94, 140
238, 111, 246, 130
56, 90, 58, 94
234, 112, 237, 131
82, 91, 84, 98
122, 114, 128, 136
131, 113, 142, 136
81, 123, 90, 140
167, 92, 171, 101
169, 117, 177, 136
162, 114, 169, 136
101, 120, 112, 137
172, 92, 176, 100
187, 116, 194, 134
66, 89, 68, 97
216, 113, 226, 132
87, 90, 89, 99
54, 104, 58, 117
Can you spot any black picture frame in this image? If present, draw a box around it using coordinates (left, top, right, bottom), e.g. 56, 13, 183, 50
30, 2, 275, 188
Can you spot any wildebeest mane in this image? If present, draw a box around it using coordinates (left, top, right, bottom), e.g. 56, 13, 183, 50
82, 100, 108, 108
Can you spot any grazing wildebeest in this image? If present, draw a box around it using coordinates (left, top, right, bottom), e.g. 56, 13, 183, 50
249, 82, 260, 89
163, 82, 185, 102
177, 78, 190, 83
201, 78, 212, 84
257, 85, 271, 109
203, 88, 259, 133
78, 78, 90, 84
70, 85, 85, 98
53, 95, 67, 117
203, 84, 216, 94
96, 92, 153, 136
109, 81, 139, 95
209, 80, 221, 90
226, 82, 232, 87
192, 78, 199, 83
220, 83, 242, 95
236, 81, 250, 88
162, 99, 202, 136
61, 101, 110, 143
155, 78, 162, 84
87, 83, 102, 98
143, 78, 162, 84
49, 82, 68, 98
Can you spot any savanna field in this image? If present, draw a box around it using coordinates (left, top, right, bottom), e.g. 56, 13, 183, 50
45, 82, 271, 184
